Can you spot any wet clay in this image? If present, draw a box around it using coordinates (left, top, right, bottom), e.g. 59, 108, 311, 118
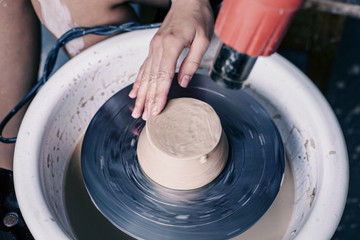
137, 98, 229, 190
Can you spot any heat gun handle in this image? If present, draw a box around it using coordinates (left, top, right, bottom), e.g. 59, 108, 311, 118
214, 0, 305, 57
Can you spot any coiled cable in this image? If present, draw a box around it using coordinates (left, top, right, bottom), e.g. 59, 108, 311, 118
0, 21, 161, 143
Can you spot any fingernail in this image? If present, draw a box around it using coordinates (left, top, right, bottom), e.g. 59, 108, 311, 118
152, 104, 158, 116
142, 109, 149, 120
180, 75, 191, 88
129, 89, 135, 98
131, 108, 139, 118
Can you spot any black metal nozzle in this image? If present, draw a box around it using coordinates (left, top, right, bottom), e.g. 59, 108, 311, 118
210, 44, 257, 89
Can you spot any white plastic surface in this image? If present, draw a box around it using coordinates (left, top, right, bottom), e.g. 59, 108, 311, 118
13, 28, 348, 240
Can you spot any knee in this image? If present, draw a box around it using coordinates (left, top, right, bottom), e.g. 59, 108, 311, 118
31, 0, 137, 56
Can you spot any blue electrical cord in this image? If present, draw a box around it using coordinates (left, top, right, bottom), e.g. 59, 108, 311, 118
0, 21, 161, 144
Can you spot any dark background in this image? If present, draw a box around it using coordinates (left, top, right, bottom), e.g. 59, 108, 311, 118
321, 17, 360, 239
1, 8, 359, 240
279, 16, 360, 239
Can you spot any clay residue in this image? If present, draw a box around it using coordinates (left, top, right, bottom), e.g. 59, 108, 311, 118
147, 98, 222, 158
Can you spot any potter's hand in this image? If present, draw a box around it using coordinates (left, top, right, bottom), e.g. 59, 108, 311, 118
129, 0, 214, 120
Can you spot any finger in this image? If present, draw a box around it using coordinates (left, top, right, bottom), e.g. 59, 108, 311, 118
129, 58, 148, 99
152, 37, 185, 116
142, 45, 163, 120
178, 34, 210, 88
152, 40, 185, 115
131, 62, 151, 118
153, 70, 174, 116
130, 38, 155, 98
142, 71, 157, 120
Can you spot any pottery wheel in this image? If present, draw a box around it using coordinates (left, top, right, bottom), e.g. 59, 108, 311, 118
81, 73, 285, 240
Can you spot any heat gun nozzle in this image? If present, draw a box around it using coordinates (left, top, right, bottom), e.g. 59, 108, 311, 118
210, 44, 257, 89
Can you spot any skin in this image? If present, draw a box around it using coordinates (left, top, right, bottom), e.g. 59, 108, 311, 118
0, 0, 212, 169
0, 0, 41, 170
129, 0, 214, 120
32, 0, 212, 119
31, 0, 213, 119
31, 0, 139, 57
30, 0, 170, 56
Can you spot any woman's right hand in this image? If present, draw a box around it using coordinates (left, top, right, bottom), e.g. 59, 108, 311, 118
129, 0, 214, 120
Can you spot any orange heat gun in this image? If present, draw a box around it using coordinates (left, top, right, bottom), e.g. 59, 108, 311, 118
210, 0, 305, 89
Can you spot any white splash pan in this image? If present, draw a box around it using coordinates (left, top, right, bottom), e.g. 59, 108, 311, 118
14, 28, 348, 240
